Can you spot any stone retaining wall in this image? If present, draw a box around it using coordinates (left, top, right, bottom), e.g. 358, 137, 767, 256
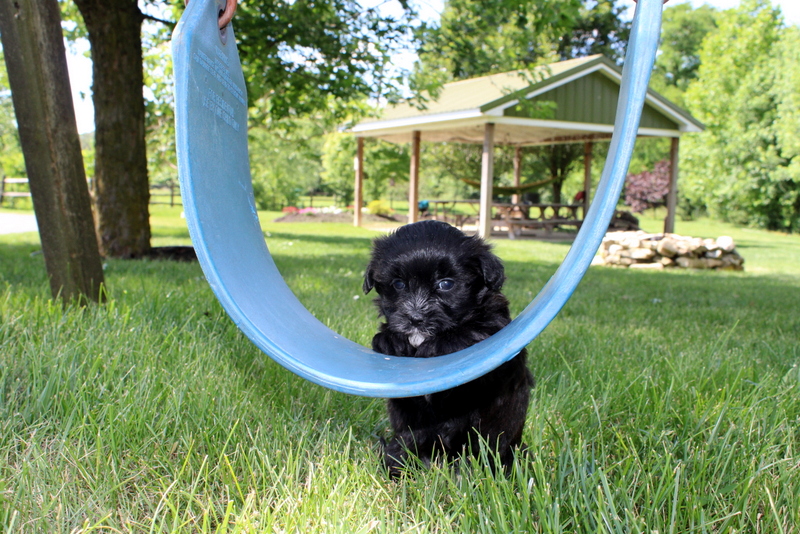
596, 231, 744, 270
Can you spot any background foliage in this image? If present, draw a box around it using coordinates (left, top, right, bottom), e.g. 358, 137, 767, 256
321, 133, 412, 207
3, 0, 799, 232
249, 120, 326, 210
0, 51, 25, 179
680, 0, 800, 231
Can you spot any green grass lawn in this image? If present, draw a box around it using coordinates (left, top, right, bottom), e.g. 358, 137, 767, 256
2, 207, 800, 532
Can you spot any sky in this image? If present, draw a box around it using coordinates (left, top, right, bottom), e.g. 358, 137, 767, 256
66, 0, 800, 134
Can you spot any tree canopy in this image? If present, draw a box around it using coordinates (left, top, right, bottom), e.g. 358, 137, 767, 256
411, 0, 628, 95
681, 0, 800, 232
50, 0, 415, 255
650, 2, 718, 109
234, 0, 414, 122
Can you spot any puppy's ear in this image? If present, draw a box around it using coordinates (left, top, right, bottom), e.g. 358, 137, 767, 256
478, 248, 505, 291
363, 262, 376, 294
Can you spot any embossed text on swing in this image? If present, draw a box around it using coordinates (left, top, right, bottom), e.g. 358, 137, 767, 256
193, 46, 245, 132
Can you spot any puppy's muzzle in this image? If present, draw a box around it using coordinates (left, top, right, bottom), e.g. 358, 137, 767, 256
391, 293, 435, 347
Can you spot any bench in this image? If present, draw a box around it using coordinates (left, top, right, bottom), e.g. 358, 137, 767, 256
494, 203, 584, 239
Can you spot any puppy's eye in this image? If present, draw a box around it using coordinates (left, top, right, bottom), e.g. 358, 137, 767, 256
436, 279, 455, 291
391, 279, 406, 290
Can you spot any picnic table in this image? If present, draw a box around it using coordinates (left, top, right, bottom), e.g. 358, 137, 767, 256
494, 202, 584, 238
421, 199, 480, 228
420, 199, 585, 238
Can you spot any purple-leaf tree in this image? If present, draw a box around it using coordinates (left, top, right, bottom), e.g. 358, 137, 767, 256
625, 159, 671, 213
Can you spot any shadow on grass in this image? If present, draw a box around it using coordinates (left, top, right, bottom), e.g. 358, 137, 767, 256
735, 242, 783, 250
151, 226, 192, 240
5, 230, 799, 389
222, 248, 800, 419
4, 233, 799, 439
558, 264, 800, 324
264, 230, 375, 251
0, 243, 50, 293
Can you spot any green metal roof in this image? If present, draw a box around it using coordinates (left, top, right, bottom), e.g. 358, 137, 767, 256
379, 56, 601, 121
351, 55, 703, 145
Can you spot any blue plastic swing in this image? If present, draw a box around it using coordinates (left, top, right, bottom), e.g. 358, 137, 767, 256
172, 0, 664, 398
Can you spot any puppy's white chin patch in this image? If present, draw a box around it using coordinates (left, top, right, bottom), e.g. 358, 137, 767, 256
409, 333, 426, 348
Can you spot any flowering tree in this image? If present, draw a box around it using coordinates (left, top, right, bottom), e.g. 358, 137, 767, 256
624, 159, 671, 213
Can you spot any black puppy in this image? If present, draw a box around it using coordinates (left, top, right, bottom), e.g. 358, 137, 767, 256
363, 220, 534, 477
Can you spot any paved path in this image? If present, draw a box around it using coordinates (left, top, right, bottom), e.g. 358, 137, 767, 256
0, 213, 38, 235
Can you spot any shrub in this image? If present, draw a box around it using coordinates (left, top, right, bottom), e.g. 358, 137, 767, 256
366, 199, 393, 216
624, 159, 671, 213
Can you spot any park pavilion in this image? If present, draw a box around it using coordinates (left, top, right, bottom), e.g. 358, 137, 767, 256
348, 54, 703, 238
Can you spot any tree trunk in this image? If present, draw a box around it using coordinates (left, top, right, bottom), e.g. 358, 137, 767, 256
549, 149, 564, 204
73, 0, 151, 258
546, 144, 582, 204
0, 0, 105, 303
551, 176, 563, 204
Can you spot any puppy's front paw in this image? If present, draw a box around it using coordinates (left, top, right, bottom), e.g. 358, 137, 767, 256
383, 438, 408, 479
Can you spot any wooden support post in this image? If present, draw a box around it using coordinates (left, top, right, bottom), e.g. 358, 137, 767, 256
583, 141, 593, 218
353, 137, 364, 227
408, 130, 421, 224
0, 0, 105, 303
664, 137, 679, 234
479, 123, 495, 239
512, 145, 522, 205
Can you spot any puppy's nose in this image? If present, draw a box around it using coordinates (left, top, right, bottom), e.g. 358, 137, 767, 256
408, 311, 424, 326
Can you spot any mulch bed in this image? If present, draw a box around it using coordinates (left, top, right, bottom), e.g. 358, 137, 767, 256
141, 246, 198, 262
272, 212, 402, 224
